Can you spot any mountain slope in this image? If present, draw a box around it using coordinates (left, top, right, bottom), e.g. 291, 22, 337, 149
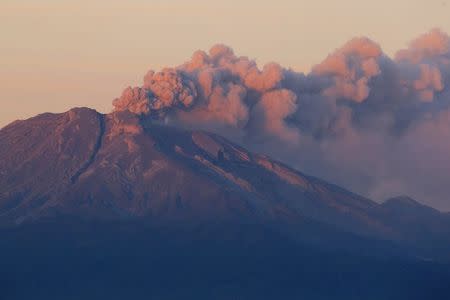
1, 108, 450, 259
2, 108, 450, 300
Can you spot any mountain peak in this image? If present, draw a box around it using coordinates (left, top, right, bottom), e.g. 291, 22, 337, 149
382, 196, 439, 214
1, 108, 450, 262
384, 196, 423, 207
0, 108, 381, 232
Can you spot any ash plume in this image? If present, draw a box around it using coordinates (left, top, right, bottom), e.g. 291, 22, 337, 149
112, 29, 450, 211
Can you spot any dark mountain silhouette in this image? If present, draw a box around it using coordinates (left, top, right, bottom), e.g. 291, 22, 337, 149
1, 107, 450, 299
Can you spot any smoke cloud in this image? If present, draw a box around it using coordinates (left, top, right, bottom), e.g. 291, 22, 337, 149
112, 29, 450, 211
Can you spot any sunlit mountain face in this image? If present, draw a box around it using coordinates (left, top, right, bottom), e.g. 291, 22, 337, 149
1, 105, 450, 299
2, 30, 450, 299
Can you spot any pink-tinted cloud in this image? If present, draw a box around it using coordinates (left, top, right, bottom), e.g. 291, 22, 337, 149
112, 29, 450, 211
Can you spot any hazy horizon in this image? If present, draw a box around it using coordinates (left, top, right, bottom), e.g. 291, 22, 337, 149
2, 0, 450, 128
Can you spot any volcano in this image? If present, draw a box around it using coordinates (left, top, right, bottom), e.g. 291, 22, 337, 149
1, 107, 450, 299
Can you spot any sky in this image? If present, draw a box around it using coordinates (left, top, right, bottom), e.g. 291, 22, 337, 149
1, 0, 450, 128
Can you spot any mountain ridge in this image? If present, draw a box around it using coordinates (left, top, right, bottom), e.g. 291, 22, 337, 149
1, 107, 450, 262
3, 107, 450, 299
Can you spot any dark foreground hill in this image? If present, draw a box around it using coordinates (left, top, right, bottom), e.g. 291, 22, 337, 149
1, 108, 450, 299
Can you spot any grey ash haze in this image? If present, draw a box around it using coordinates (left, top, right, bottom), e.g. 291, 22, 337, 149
112, 29, 450, 211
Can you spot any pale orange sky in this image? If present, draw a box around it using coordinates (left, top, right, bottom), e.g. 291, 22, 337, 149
1, 0, 450, 128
